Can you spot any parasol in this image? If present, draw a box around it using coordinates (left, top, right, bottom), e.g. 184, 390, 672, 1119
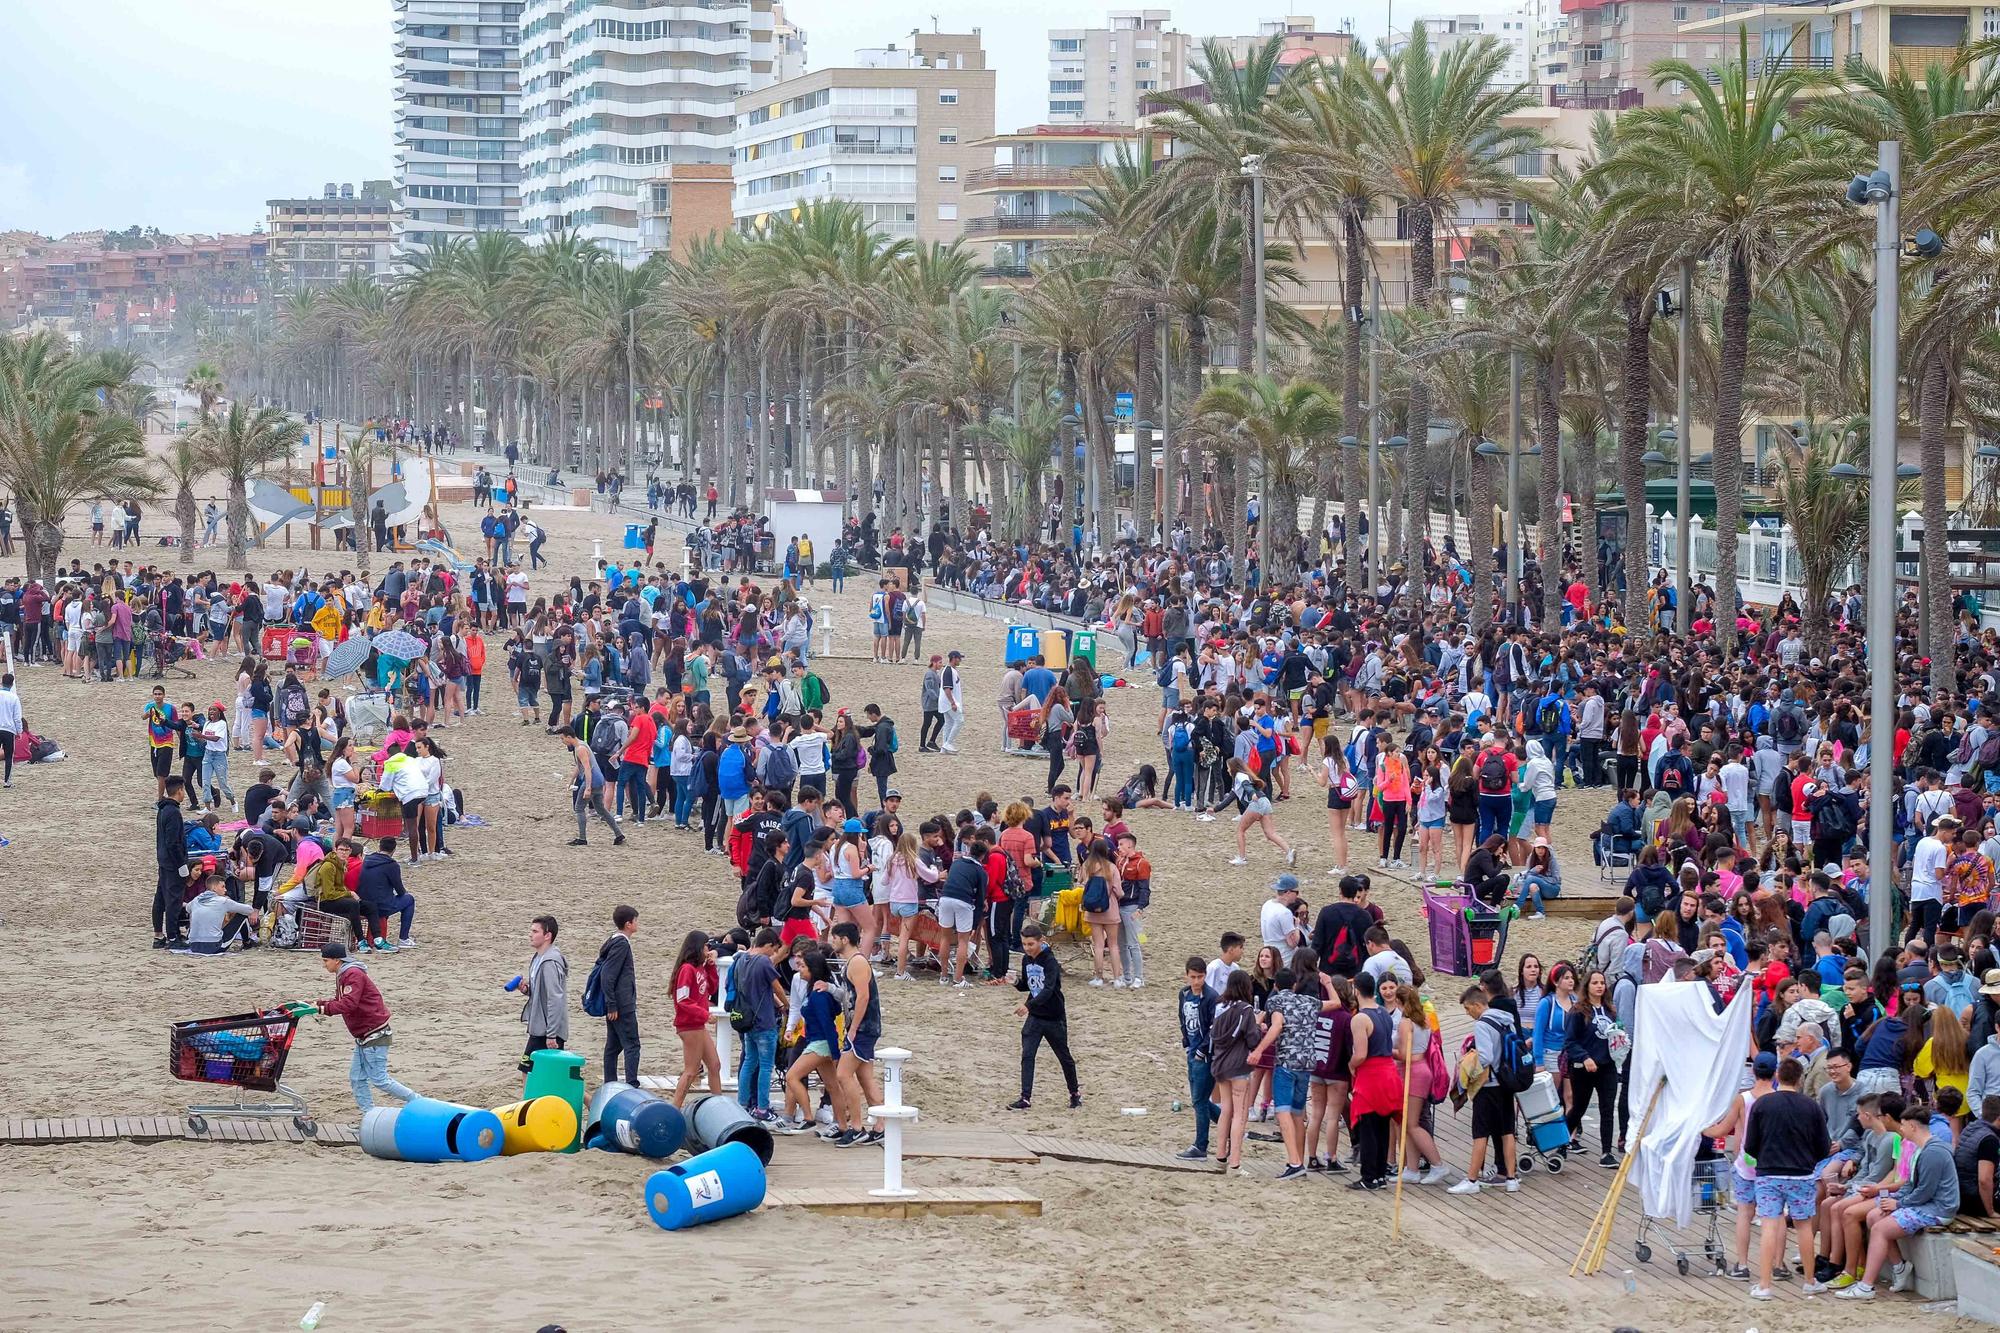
371, 629, 427, 661
325, 635, 372, 680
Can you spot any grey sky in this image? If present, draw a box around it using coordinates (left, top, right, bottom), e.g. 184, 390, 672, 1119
0, 0, 1394, 237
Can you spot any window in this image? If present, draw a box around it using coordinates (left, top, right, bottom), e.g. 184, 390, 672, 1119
937, 88, 958, 104
1049, 79, 1084, 93
937, 202, 958, 221
1890, 12, 1967, 44
938, 165, 958, 182
1048, 99, 1084, 115
1136, 59, 1153, 68
1051, 37, 1081, 51
938, 127, 958, 143
1673, 4, 1688, 17
1705, 6, 1722, 17
1672, 42, 1688, 56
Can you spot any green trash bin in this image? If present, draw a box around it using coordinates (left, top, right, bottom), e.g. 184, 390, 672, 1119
1070, 629, 1098, 671
523, 1048, 588, 1152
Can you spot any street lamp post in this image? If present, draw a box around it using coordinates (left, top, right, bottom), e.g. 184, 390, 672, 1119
1862, 141, 1900, 966
1676, 256, 1694, 635
1366, 275, 1382, 590
1241, 155, 1268, 378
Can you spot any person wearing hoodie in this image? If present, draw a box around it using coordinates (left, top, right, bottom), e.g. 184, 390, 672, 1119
356, 837, 417, 951
312, 940, 417, 1110
154, 776, 191, 948
518, 914, 569, 1072
1524, 739, 1558, 843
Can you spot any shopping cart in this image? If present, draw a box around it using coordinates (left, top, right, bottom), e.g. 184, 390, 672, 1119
169, 1008, 315, 1137
1633, 1156, 1729, 1275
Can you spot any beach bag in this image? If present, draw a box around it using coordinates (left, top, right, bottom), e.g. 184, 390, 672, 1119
580, 961, 608, 1018
1424, 1025, 1450, 1104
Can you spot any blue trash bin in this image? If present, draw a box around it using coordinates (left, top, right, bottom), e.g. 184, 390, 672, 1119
623, 523, 643, 549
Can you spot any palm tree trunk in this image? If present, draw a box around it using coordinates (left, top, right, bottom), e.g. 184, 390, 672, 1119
1536, 354, 1565, 633
1404, 209, 1437, 614
227, 477, 251, 571
1184, 328, 1207, 528
755, 340, 771, 498
176, 487, 197, 567
1618, 293, 1656, 635
351, 441, 373, 579
1470, 448, 1494, 639
1134, 302, 1158, 545
1576, 429, 1602, 601
1921, 352, 1954, 696
1711, 245, 1752, 654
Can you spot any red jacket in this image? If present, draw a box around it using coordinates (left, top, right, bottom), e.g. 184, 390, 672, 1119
320, 961, 391, 1041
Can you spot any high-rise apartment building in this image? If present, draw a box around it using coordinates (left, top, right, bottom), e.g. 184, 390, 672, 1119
732, 32, 995, 245
1209, 15, 1357, 65
266, 182, 398, 289
1565, 0, 1754, 104
519, 0, 779, 264
1395, 6, 1535, 84
772, 1, 808, 81
391, 0, 526, 256
1046, 10, 1196, 124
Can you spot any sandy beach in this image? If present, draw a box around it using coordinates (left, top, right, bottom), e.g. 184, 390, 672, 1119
0, 472, 1914, 1332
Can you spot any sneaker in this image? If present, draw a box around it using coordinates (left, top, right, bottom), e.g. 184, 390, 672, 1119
1377, 857, 1388, 868
1723, 1265, 1751, 1281
567, 838, 587, 847
1390, 859, 1406, 870
1420, 1166, 1452, 1185
1800, 1280, 1829, 1295
833, 1129, 866, 1148
771, 1117, 810, 1135
893, 972, 913, 981
373, 937, 394, 951
1326, 1158, 1350, 1173
1748, 1287, 1774, 1302
1176, 1147, 1208, 1161
1007, 1098, 1032, 1111
1228, 856, 1249, 866
1088, 977, 1105, 987
954, 978, 973, 989
397, 937, 416, 950
613, 834, 627, 846
152, 937, 170, 949
1889, 1261, 1914, 1293
1129, 978, 1145, 989
748, 1108, 778, 1124
1598, 1152, 1617, 1168
1307, 1155, 1324, 1171
1503, 1177, 1520, 1192
1286, 847, 1298, 866
1826, 1273, 1858, 1290
1195, 812, 1217, 822
1400, 1169, 1423, 1183
1833, 1283, 1876, 1301
1276, 1163, 1309, 1181
1111, 978, 1129, 989
1446, 1179, 1482, 1195
1069, 1093, 1083, 1109
861, 1129, 884, 1146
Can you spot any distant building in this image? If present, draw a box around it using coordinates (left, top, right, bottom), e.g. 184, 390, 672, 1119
966, 124, 1148, 277
773, 1, 808, 81
1209, 14, 1357, 66
1566, 0, 1755, 106
732, 32, 996, 245
1394, 7, 1535, 85
0, 234, 267, 331
519, 0, 781, 264
638, 163, 736, 259
391, 0, 526, 255
1047, 10, 1197, 124
266, 182, 397, 289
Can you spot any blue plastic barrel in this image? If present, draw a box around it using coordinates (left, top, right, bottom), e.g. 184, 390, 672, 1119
1004, 625, 1040, 666
644, 1142, 768, 1231
391, 1095, 504, 1163
593, 1085, 686, 1159
624, 523, 643, 548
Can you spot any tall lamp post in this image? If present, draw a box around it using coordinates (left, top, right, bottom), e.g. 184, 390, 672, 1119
1675, 257, 1694, 634
1239, 154, 1268, 377
1853, 143, 1900, 965
1477, 433, 1544, 624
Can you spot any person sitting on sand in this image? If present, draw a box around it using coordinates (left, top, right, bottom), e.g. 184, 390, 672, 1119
180, 869, 261, 954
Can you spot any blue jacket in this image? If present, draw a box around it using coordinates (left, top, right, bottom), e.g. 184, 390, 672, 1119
1530, 992, 1571, 1066
717, 743, 751, 800
356, 851, 407, 910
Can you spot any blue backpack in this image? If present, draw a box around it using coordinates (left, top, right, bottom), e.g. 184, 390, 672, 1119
580, 961, 607, 1019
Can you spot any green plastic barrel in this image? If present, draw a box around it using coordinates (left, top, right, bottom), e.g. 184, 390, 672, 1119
523, 1048, 588, 1153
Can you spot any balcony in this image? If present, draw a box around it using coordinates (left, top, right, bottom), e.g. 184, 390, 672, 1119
1706, 53, 1834, 80
978, 263, 1034, 280
961, 213, 1090, 236
964, 164, 1096, 191
1545, 84, 1642, 109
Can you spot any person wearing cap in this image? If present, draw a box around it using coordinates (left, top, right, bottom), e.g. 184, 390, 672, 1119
309, 939, 418, 1111
938, 650, 965, 754
1927, 945, 1979, 1025
1260, 875, 1304, 968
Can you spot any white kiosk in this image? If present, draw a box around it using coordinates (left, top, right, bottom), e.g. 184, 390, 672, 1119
761, 487, 845, 578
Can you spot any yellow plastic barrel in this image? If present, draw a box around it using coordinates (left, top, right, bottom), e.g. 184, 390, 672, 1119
493, 1095, 580, 1156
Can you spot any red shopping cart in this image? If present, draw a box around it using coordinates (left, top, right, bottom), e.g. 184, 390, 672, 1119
168, 1008, 315, 1137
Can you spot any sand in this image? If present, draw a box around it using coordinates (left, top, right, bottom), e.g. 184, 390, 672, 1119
0, 468, 1893, 1332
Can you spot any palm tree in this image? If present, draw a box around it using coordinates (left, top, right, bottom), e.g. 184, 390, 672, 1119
0, 333, 159, 578
1599, 40, 1849, 650
1767, 422, 1912, 658
197, 402, 299, 570
1189, 375, 1342, 585
156, 434, 207, 566
1349, 21, 1545, 610
184, 362, 226, 419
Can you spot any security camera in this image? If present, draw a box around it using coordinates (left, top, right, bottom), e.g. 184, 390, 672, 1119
1348, 304, 1368, 327
1655, 288, 1679, 318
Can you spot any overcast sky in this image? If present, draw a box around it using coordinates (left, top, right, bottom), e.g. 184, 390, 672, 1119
0, 0, 1395, 237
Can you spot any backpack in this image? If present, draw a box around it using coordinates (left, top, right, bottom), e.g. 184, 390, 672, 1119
1001, 852, 1029, 901
1478, 752, 1510, 795
1583, 920, 1629, 984
588, 715, 623, 763
886, 722, 900, 754
1081, 874, 1111, 914
1774, 708, 1804, 744
723, 958, 755, 1034
1640, 938, 1681, 985
1658, 760, 1686, 795
1169, 721, 1193, 754
1536, 698, 1562, 736
762, 743, 797, 791
1982, 733, 2000, 768
580, 961, 608, 1018
1483, 1012, 1534, 1094
1814, 792, 1856, 839
279, 682, 310, 727
1156, 659, 1173, 689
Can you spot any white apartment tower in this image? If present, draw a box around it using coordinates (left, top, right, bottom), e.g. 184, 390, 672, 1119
519, 0, 780, 264
1046, 10, 1196, 124
1397, 6, 1535, 84
392, 0, 527, 256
